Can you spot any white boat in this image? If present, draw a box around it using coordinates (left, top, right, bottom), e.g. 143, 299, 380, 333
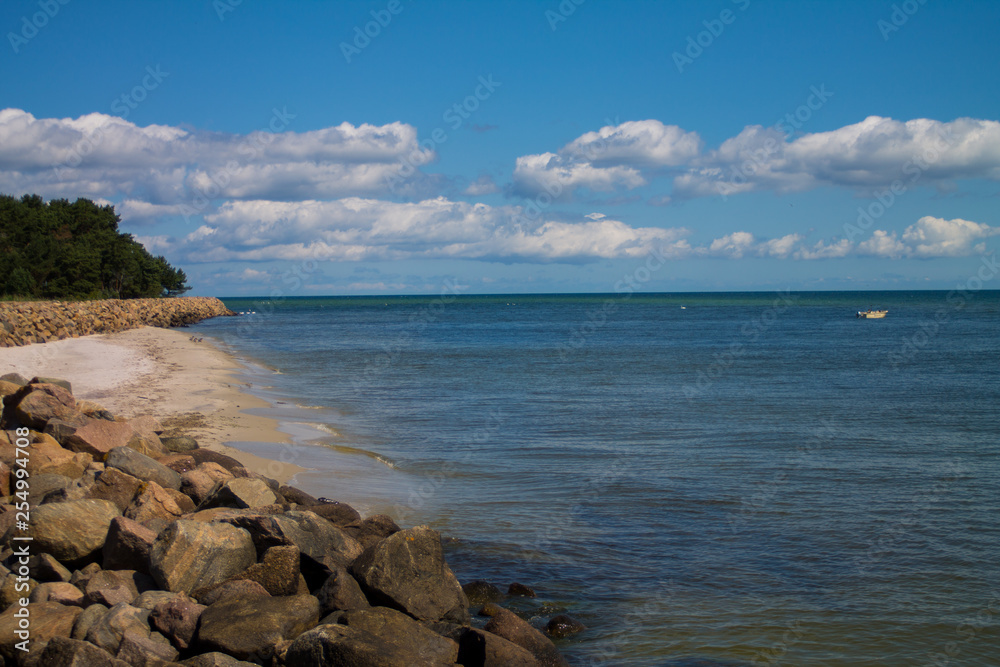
856, 309, 887, 319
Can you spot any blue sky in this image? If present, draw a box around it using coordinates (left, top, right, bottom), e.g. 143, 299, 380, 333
2, 0, 999, 296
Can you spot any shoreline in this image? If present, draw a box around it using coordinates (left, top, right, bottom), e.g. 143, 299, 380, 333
0, 325, 307, 484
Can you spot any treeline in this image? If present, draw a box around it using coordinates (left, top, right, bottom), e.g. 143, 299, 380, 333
0, 194, 189, 299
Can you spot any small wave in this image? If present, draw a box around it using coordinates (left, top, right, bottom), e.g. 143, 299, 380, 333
327, 444, 397, 469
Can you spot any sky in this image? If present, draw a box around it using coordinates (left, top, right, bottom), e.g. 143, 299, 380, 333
2, 0, 999, 296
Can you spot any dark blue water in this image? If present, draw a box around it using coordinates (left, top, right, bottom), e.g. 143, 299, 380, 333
190, 291, 1000, 666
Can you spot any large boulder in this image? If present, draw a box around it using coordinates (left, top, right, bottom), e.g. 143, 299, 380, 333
150, 595, 205, 651
86, 467, 144, 512
0, 601, 82, 662
103, 516, 158, 573
105, 447, 181, 491
180, 652, 258, 667
32, 635, 132, 667
115, 628, 179, 665
224, 511, 363, 587
161, 435, 198, 453
335, 607, 460, 664
286, 622, 453, 667
187, 449, 245, 474
28, 581, 85, 607
195, 580, 270, 607
85, 602, 151, 654
28, 499, 121, 562
181, 463, 234, 505
82, 570, 145, 607
448, 626, 539, 667
149, 520, 256, 594
315, 565, 370, 616
126, 415, 167, 457
26, 435, 90, 478
480, 602, 567, 667
195, 594, 320, 662
7, 383, 78, 429
233, 544, 300, 596
125, 480, 186, 526
199, 478, 278, 510
65, 421, 138, 460
351, 525, 470, 624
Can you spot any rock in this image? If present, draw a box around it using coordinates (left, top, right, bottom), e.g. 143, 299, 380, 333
180, 652, 258, 667
105, 447, 181, 492
234, 544, 300, 596
158, 454, 196, 474
0, 601, 82, 663
69, 563, 103, 591
44, 416, 93, 447
351, 525, 470, 624
223, 511, 363, 589
34, 552, 74, 583
160, 436, 198, 453
125, 481, 185, 526
103, 517, 158, 574
65, 421, 138, 460
278, 485, 320, 506
27, 435, 90, 478
32, 635, 132, 667
87, 467, 144, 512
199, 478, 277, 510
30, 376, 72, 393
7, 383, 78, 429
0, 381, 21, 400
463, 580, 504, 605
29, 581, 85, 607
149, 520, 256, 594
336, 607, 460, 664
545, 614, 586, 638
165, 487, 196, 514
195, 580, 270, 606
0, 373, 28, 387
85, 603, 151, 654
315, 565, 370, 615
342, 513, 400, 549
133, 591, 178, 611
0, 461, 10, 496
70, 602, 108, 640
150, 595, 205, 651
76, 400, 115, 421
27, 472, 74, 505
508, 582, 537, 598
449, 626, 539, 667
41, 470, 100, 505
83, 570, 142, 607
116, 629, 179, 665
480, 603, 567, 667
310, 501, 362, 527
28, 499, 121, 563
196, 594, 320, 662
180, 464, 234, 505
286, 622, 452, 667
127, 416, 165, 451
187, 449, 244, 474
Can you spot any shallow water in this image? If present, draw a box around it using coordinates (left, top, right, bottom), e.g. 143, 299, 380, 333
191, 291, 1000, 665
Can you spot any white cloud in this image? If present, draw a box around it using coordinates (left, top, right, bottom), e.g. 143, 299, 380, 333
0, 108, 435, 205
463, 174, 499, 196
675, 116, 1000, 199
859, 216, 1000, 258
511, 120, 699, 199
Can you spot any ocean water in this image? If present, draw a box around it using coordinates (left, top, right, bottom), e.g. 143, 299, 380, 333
189, 291, 1000, 666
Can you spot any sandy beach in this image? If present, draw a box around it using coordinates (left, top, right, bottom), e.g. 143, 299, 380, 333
0, 326, 306, 483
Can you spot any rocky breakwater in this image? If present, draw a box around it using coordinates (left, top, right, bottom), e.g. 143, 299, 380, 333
0, 298, 236, 348
0, 373, 574, 666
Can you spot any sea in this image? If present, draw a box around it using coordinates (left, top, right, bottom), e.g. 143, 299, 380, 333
187, 291, 1000, 666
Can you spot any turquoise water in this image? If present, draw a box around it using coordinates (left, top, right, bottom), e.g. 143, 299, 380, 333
190, 292, 1000, 666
